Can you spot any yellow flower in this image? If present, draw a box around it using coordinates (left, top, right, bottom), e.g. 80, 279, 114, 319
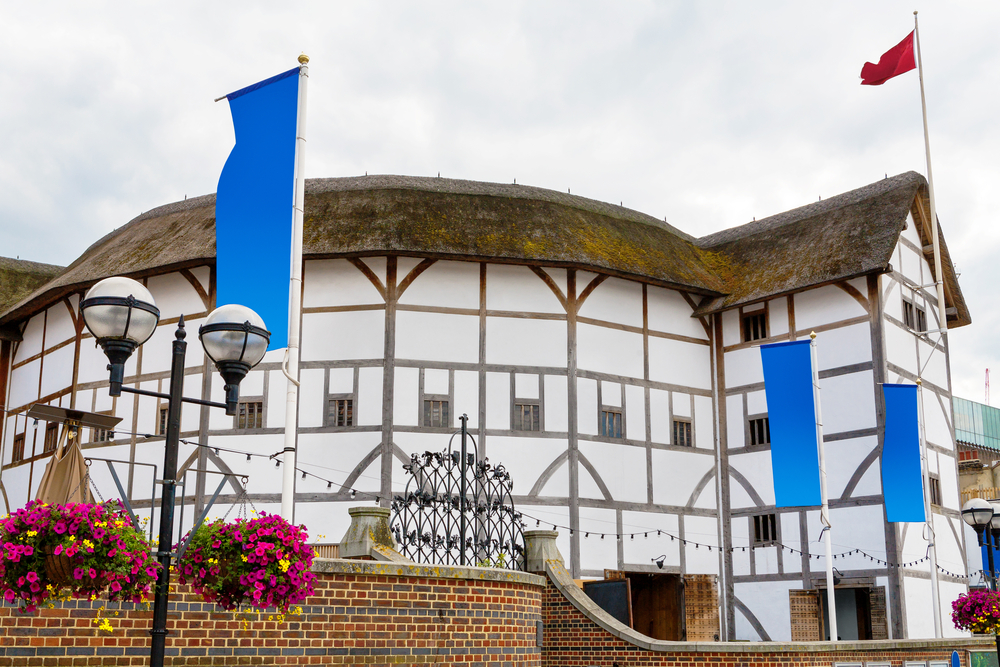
241, 555, 248, 562
26, 530, 37, 537
278, 559, 290, 573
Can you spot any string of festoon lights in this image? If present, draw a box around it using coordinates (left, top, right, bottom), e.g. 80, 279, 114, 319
93, 428, 980, 580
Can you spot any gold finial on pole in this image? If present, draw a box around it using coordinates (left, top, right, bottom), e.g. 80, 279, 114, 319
916, 378, 922, 385
810, 331, 817, 340
298, 53, 310, 65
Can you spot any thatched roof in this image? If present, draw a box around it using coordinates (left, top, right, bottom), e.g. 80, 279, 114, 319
692, 171, 971, 327
0, 257, 64, 339
0, 172, 970, 329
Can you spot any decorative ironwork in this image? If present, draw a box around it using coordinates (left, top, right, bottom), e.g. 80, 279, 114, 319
391, 415, 525, 570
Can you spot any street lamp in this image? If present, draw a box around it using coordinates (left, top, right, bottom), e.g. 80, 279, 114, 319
80, 276, 269, 667
962, 498, 996, 589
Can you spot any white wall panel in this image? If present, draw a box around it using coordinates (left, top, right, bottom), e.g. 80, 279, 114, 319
649, 338, 711, 390
601, 381, 621, 407
731, 518, 751, 576
918, 338, 948, 389
726, 394, 744, 449
577, 277, 643, 329
398, 260, 480, 309
14, 315, 44, 362
265, 370, 286, 429
392, 366, 420, 426
650, 449, 715, 507
577, 378, 598, 436
649, 388, 670, 444
673, 392, 691, 419
746, 390, 767, 416
328, 368, 353, 394
647, 286, 708, 340
824, 436, 877, 500
39, 344, 73, 399
485, 318, 566, 368
721, 309, 740, 347
485, 372, 510, 430
356, 367, 383, 426
577, 324, 643, 379
146, 273, 206, 319
578, 506, 620, 572
301, 311, 385, 362
299, 369, 325, 428
303, 259, 384, 308
453, 371, 478, 428
9, 359, 40, 409
729, 450, 774, 506
579, 441, 646, 503
794, 284, 868, 331
734, 581, 798, 641
44, 304, 76, 347
820, 370, 877, 434
622, 511, 680, 569
850, 458, 882, 498
515, 373, 538, 400
488, 436, 566, 496
684, 515, 721, 575
779, 513, 801, 574
768, 297, 789, 337
626, 385, 646, 442
694, 395, 713, 450
814, 323, 872, 371
544, 375, 568, 432
923, 394, 952, 449
722, 347, 762, 390
884, 323, 917, 376
486, 264, 565, 314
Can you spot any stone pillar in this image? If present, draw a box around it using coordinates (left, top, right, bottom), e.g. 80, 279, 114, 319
339, 506, 399, 560
524, 530, 563, 574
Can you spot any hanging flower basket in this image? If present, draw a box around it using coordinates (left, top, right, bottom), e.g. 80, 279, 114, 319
0, 499, 160, 613
177, 512, 315, 613
953, 589, 1000, 634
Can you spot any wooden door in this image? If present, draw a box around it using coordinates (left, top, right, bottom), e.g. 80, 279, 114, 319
789, 590, 822, 641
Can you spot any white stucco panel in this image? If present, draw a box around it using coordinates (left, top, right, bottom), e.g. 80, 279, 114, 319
577, 277, 643, 329
684, 515, 721, 575
728, 450, 774, 506
813, 323, 872, 371
694, 395, 713, 450
544, 375, 568, 432
579, 440, 646, 504
303, 259, 384, 308
726, 394, 744, 450
356, 367, 384, 426
734, 581, 799, 641
393, 366, 419, 427
649, 337, 711, 390
622, 511, 680, 570
485, 317, 567, 368
577, 378, 598, 436
721, 309, 740, 348
453, 371, 479, 428
395, 311, 479, 364
578, 506, 621, 573
301, 310, 385, 362
646, 286, 708, 340
577, 324, 644, 379
491, 436, 567, 496
649, 388, 670, 445
485, 372, 510, 430
823, 436, 878, 500
44, 303, 77, 347
794, 283, 868, 331
884, 322, 917, 376
14, 315, 44, 363
486, 264, 565, 314
39, 344, 73, 400
650, 448, 716, 507
9, 359, 40, 410
723, 347, 762, 390
626, 385, 646, 442
819, 370, 877, 434
146, 272, 207, 319
397, 260, 480, 309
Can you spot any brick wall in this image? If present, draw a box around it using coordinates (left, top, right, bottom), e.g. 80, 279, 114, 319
542, 577, 994, 667
0, 560, 545, 666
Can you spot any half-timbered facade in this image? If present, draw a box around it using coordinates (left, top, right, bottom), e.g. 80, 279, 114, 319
0, 172, 971, 641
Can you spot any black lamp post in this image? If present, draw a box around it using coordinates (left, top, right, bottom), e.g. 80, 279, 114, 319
962, 498, 997, 589
80, 277, 269, 667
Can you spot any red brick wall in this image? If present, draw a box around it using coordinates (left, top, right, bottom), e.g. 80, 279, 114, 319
542, 579, 991, 667
0, 568, 543, 666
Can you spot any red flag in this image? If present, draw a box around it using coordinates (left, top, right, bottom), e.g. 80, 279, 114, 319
860, 31, 916, 85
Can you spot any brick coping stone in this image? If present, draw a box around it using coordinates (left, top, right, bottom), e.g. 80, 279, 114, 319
311, 556, 548, 587
543, 558, 993, 653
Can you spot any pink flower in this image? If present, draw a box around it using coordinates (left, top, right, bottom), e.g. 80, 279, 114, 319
25, 572, 37, 583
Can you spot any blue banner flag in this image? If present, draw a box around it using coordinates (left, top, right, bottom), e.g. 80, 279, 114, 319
882, 384, 926, 522
760, 340, 822, 507
216, 67, 300, 350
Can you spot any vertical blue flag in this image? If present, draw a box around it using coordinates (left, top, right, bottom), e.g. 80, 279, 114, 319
882, 384, 926, 522
216, 67, 300, 350
760, 340, 822, 507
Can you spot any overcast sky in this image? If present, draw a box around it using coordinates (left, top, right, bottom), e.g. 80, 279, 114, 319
0, 1, 996, 400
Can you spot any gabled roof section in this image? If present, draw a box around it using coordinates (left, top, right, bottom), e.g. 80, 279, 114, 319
0, 257, 64, 339
692, 171, 970, 328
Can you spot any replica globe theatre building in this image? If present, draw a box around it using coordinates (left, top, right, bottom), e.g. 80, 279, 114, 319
0, 172, 971, 642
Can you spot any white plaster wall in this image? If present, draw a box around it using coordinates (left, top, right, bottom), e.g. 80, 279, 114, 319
485, 436, 567, 496
303, 259, 384, 307
485, 372, 510, 430
824, 436, 878, 499
544, 375, 568, 432
485, 264, 565, 314
649, 389, 670, 445
721, 309, 740, 348
780, 513, 801, 574
578, 506, 620, 572
356, 367, 383, 426
397, 260, 480, 309
648, 338, 711, 390
396, 311, 479, 364
769, 297, 789, 337
44, 303, 76, 347
578, 378, 598, 436
729, 450, 774, 506
485, 317, 567, 368
820, 371, 877, 434
726, 394, 744, 449
602, 381, 621, 408
694, 395, 713, 450
8, 359, 40, 409
734, 581, 798, 641
883, 277, 903, 322
625, 385, 645, 441
298, 369, 325, 428
13, 315, 44, 363
577, 277, 643, 329
814, 323, 872, 371
577, 324, 643, 379
265, 370, 286, 429
918, 338, 949, 389
622, 511, 680, 569
723, 347, 762, 390
301, 310, 385, 362
146, 273, 206, 319
884, 322, 918, 376
578, 440, 646, 504
393, 366, 419, 427
794, 283, 867, 331
453, 370, 478, 428
674, 392, 691, 419
515, 374, 538, 399
650, 449, 716, 507
646, 286, 708, 340
731, 518, 750, 575
684, 515, 721, 575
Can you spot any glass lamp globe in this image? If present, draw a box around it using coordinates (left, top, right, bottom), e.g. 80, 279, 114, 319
79, 277, 160, 394
962, 498, 995, 530
198, 304, 270, 414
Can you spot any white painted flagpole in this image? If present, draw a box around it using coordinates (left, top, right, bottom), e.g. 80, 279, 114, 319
913, 12, 945, 638
280, 54, 309, 522
810, 332, 837, 641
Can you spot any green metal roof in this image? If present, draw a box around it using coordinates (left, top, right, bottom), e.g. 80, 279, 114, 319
954, 396, 1000, 453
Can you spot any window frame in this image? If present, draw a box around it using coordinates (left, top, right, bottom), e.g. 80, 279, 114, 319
599, 407, 624, 439
43, 422, 59, 453
12, 432, 25, 463
327, 396, 355, 428
928, 473, 942, 507
158, 405, 169, 436
747, 414, 771, 449
751, 512, 779, 547
235, 399, 264, 430
740, 303, 769, 343
92, 410, 114, 443
513, 400, 541, 432
673, 417, 693, 448
423, 398, 450, 428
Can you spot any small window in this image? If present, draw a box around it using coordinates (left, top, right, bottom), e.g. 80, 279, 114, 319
599, 409, 622, 438
93, 411, 114, 443
43, 423, 59, 453
329, 398, 354, 427
749, 417, 770, 447
903, 299, 927, 332
673, 419, 692, 447
742, 311, 767, 342
12, 433, 25, 463
236, 401, 263, 430
513, 403, 540, 431
753, 513, 778, 546
928, 474, 941, 506
916, 306, 927, 333
158, 406, 169, 436
423, 400, 449, 428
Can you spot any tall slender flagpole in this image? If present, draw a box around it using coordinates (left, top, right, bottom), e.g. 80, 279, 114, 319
913, 13, 945, 638
916, 379, 943, 636
810, 332, 837, 641
281, 54, 309, 521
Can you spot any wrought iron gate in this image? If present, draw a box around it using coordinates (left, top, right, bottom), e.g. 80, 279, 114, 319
390, 415, 525, 570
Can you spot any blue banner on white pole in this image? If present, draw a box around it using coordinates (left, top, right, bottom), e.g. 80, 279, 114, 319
882, 384, 926, 523
216, 67, 300, 350
760, 340, 822, 508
